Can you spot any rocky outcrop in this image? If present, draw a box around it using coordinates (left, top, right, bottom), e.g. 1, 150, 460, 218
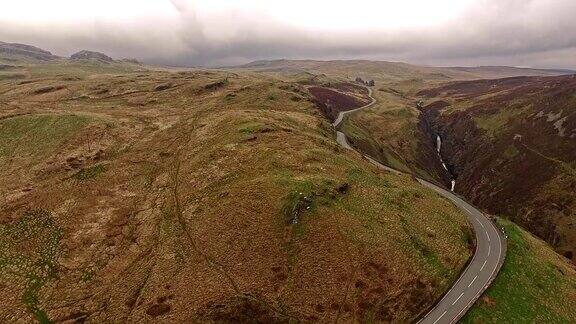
0, 41, 57, 61
70, 50, 113, 62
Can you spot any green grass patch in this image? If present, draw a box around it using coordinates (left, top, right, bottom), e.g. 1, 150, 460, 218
72, 164, 106, 181
474, 104, 528, 137
279, 177, 347, 226
340, 116, 412, 173
382, 107, 414, 118
399, 215, 449, 277
0, 114, 91, 163
462, 218, 576, 323
81, 269, 95, 282
0, 210, 62, 323
238, 122, 274, 134
340, 116, 378, 147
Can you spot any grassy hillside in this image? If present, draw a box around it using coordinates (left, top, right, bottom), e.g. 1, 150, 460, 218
239, 60, 576, 322
463, 218, 576, 323
0, 60, 473, 322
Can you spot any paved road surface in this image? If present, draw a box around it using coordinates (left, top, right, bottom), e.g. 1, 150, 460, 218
333, 86, 506, 324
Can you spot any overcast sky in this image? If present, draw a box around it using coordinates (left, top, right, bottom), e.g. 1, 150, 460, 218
1, 0, 576, 68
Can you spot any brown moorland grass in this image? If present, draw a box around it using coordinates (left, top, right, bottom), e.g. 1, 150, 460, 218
0, 61, 472, 322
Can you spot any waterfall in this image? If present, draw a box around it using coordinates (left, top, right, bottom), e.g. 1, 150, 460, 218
436, 134, 456, 191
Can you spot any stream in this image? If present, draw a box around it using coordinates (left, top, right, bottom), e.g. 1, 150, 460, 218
437, 135, 456, 191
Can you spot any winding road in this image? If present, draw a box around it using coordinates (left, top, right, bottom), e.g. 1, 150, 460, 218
332, 87, 507, 324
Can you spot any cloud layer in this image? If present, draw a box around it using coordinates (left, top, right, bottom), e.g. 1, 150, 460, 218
1, 0, 576, 68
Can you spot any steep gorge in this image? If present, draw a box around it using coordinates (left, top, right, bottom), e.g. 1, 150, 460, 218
417, 75, 576, 262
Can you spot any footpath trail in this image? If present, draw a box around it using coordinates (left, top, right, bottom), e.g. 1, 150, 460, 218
332, 86, 507, 324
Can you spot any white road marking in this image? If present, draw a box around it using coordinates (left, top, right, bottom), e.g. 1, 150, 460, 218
485, 221, 504, 293
485, 231, 490, 241
452, 292, 465, 305
433, 311, 448, 324
488, 245, 491, 256
480, 260, 487, 271
468, 276, 478, 287
474, 217, 486, 229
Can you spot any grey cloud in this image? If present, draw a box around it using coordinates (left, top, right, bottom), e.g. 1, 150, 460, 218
1, 0, 576, 69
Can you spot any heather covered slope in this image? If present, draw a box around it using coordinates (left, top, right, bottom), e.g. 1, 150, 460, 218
418, 75, 576, 262
0, 61, 473, 322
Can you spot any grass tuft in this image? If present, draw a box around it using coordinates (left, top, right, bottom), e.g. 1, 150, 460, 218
72, 164, 106, 181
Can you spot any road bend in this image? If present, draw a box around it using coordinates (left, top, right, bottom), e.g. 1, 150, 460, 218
332, 85, 506, 324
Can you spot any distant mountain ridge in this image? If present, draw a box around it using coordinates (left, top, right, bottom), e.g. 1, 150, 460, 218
449, 65, 576, 77
0, 41, 121, 64
2, 41, 575, 75
236, 59, 574, 80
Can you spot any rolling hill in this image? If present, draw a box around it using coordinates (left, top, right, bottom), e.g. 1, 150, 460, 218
2, 44, 575, 322
236, 59, 572, 82
0, 48, 473, 322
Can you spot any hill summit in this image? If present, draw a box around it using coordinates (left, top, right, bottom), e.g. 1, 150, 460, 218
0, 41, 57, 61
70, 50, 113, 62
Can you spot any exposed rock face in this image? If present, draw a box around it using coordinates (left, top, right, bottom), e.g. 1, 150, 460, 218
417, 100, 456, 187
0, 41, 57, 61
418, 75, 576, 262
70, 50, 113, 62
